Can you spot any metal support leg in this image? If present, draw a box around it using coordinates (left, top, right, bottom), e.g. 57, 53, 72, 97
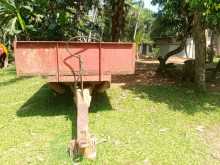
69, 88, 96, 159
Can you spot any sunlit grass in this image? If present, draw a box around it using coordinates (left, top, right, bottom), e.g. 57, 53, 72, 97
0, 66, 220, 165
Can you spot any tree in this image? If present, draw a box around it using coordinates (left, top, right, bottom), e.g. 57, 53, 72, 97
104, 0, 149, 42
112, 0, 126, 41
0, 0, 154, 54
123, 1, 154, 42
151, 1, 194, 71
151, 0, 220, 91
0, 0, 30, 42
0, 0, 103, 42
26, 0, 101, 40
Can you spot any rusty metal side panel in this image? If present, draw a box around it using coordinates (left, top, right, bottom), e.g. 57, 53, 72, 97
47, 75, 111, 82
102, 43, 135, 75
15, 41, 135, 82
57, 43, 100, 76
57, 42, 135, 76
15, 42, 57, 76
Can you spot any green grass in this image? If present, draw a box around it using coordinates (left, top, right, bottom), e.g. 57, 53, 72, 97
1, 66, 220, 165
214, 57, 220, 64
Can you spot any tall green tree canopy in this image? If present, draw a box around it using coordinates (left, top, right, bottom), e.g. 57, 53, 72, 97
0, 0, 102, 41
0, 0, 154, 43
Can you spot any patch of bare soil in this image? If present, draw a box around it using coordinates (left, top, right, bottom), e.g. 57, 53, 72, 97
112, 60, 177, 86
112, 56, 188, 86
208, 82, 220, 92
201, 125, 220, 162
112, 56, 220, 92
167, 56, 193, 64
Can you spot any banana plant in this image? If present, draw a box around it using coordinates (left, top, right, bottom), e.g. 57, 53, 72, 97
0, 0, 32, 39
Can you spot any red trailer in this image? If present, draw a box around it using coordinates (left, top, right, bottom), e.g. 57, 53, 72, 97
14, 40, 135, 159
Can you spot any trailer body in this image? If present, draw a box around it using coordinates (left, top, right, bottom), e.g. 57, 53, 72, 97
14, 41, 135, 82
14, 41, 135, 159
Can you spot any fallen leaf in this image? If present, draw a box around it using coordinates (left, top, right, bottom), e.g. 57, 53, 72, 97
196, 125, 205, 132
159, 128, 170, 133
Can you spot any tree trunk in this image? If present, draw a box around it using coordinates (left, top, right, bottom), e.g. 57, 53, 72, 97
157, 39, 186, 71
112, 0, 125, 42
157, 56, 167, 71
133, 1, 143, 40
193, 12, 206, 91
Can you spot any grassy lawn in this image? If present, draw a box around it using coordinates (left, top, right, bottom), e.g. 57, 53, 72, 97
1, 66, 220, 165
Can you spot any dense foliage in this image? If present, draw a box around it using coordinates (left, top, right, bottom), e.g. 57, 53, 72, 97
0, 0, 102, 41
0, 0, 154, 44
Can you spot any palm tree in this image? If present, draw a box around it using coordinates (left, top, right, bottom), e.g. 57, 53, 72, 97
112, 0, 126, 41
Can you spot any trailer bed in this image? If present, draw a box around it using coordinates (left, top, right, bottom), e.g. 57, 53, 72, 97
14, 41, 135, 82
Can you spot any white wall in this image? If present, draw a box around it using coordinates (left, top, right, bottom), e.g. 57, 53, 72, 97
185, 38, 195, 58
158, 38, 195, 59
157, 31, 220, 59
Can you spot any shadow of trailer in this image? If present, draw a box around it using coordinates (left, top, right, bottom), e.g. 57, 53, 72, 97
14, 41, 136, 159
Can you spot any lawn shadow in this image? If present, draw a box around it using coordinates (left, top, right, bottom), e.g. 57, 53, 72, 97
0, 66, 33, 86
16, 84, 112, 138
17, 85, 74, 117
122, 84, 220, 115
90, 91, 113, 113
113, 59, 220, 115
0, 77, 29, 86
